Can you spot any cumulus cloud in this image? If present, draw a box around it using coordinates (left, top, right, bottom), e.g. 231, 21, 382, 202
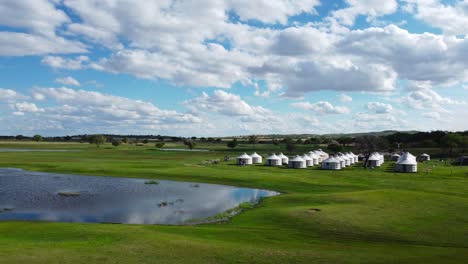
41, 56, 90, 70
184, 90, 271, 118
290, 101, 350, 114
401, 87, 465, 110
55, 76, 80, 86
0, 89, 25, 102
366, 102, 393, 114
403, 0, 468, 36
328, 0, 398, 26
0, 87, 202, 135
338, 93, 353, 102
13, 102, 44, 113
0, 0, 87, 56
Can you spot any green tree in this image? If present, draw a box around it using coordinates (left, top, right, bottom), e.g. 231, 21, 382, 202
122, 137, 129, 144
327, 143, 343, 153
155, 142, 165, 148
248, 135, 259, 149
227, 139, 238, 149
112, 140, 121, 147
32, 134, 43, 142
184, 140, 196, 150
284, 138, 296, 154
15, 135, 24, 141
89, 134, 106, 148
441, 133, 463, 157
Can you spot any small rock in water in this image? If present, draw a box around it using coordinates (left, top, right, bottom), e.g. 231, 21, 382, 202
58, 191, 80, 197
190, 184, 200, 188
145, 180, 159, 185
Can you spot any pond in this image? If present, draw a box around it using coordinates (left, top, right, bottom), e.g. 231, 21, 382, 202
0, 168, 278, 225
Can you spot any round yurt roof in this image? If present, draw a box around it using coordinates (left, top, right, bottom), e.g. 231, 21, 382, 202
237, 153, 252, 159
302, 154, 312, 160
420, 153, 430, 157
335, 155, 345, 161
368, 155, 380, 161
290, 155, 305, 162
358, 153, 365, 157
250, 152, 262, 158
266, 154, 281, 160
397, 158, 417, 165
308, 152, 319, 158
323, 157, 340, 163
391, 153, 400, 157
277, 153, 287, 158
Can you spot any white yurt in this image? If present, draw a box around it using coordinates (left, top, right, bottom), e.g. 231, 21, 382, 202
265, 154, 282, 166
395, 152, 417, 172
312, 150, 323, 162
391, 153, 400, 161
349, 152, 358, 163
340, 153, 351, 166
321, 157, 341, 170
335, 155, 346, 168
250, 152, 263, 164
236, 153, 252, 165
302, 154, 313, 167
308, 151, 319, 165
277, 153, 289, 165
367, 154, 380, 167
419, 153, 430, 161
344, 152, 353, 165
288, 155, 306, 169
317, 149, 329, 160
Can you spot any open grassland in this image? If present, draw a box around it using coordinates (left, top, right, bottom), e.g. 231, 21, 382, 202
0, 142, 467, 263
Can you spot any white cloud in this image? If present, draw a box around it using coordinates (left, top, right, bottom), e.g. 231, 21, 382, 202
338, 25, 468, 86
403, 0, 468, 36
366, 102, 393, 114
13, 102, 44, 113
227, 0, 319, 25
55, 76, 80, 86
0, 89, 25, 101
328, 0, 398, 26
41, 56, 89, 70
290, 101, 350, 114
401, 87, 465, 110
184, 90, 271, 118
0, 32, 87, 56
338, 93, 353, 102
0, 0, 87, 56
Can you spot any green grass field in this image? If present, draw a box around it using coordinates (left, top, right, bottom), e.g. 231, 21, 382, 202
1, 142, 467, 263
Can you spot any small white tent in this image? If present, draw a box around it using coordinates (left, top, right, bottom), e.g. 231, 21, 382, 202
335, 155, 346, 168
340, 153, 351, 166
349, 152, 358, 163
391, 153, 400, 161
321, 157, 341, 170
265, 154, 282, 166
288, 155, 306, 169
367, 154, 381, 167
395, 152, 417, 172
419, 153, 430, 161
250, 152, 263, 164
277, 153, 289, 165
236, 153, 252, 165
302, 154, 313, 167
308, 151, 319, 165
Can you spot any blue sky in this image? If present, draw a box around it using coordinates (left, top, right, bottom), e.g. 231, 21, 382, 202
0, 0, 467, 136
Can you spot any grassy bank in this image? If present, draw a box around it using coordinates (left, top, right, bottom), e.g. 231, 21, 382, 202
0, 142, 467, 263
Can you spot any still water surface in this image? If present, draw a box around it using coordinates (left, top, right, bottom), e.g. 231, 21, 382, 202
0, 168, 277, 224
